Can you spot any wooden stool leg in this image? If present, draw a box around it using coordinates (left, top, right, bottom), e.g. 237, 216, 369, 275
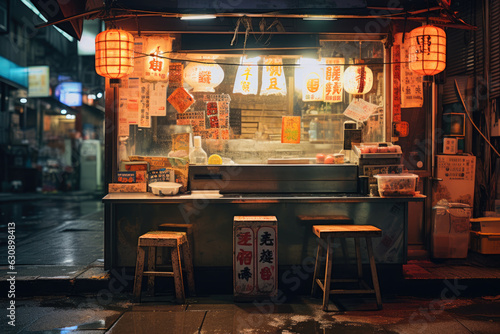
156, 247, 163, 268
171, 244, 185, 304
322, 239, 334, 312
181, 242, 196, 296
340, 238, 349, 264
133, 246, 146, 302
311, 243, 323, 296
366, 237, 382, 309
147, 246, 156, 296
354, 237, 363, 281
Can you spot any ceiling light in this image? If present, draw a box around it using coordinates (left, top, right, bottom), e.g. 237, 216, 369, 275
61, 109, 67, 114
180, 15, 216, 20
303, 16, 337, 21
20, 98, 27, 104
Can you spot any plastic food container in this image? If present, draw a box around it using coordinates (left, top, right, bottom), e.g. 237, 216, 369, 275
373, 173, 418, 197
149, 182, 182, 196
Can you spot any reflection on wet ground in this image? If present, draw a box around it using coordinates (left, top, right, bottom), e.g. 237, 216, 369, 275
0, 199, 103, 266
2, 294, 499, 334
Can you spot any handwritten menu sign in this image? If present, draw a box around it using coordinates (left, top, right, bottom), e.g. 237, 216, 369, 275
139, 82, 151, 128
150, 83, 167, 117
392, 43, 401, 124
169, 63, 184, 88
343, 99, 379, 122
395, 33, 423, 108
281, 116, 301, 144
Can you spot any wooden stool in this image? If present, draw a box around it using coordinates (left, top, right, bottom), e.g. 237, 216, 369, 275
133, 231, 195, 303
311, 225, 382, 311
298, 215, 352, 262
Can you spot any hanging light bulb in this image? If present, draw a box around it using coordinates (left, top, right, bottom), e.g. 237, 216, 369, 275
409, 25, 446, 76
343, 64, 373, 95
95, 29, 134, 79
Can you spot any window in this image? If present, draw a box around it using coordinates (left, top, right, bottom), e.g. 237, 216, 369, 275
119, 36, 386, 164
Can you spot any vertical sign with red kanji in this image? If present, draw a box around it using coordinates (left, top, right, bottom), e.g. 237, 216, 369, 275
234, 226, 255, 294
257, 226, 276, 293
323, 57, 344, 103
234, 216, 277, 300
392, 43, 402, 138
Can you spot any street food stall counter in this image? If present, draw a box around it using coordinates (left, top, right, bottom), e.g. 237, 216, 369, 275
103, 164, 425, 278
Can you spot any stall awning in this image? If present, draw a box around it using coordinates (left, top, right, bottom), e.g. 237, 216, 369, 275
32, 0, 476, 39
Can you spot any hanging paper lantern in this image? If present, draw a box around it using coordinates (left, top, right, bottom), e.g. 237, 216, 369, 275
297, 58, 323, 101
95, 29, 134, 79
144, 36, 173, 81
343, 65, 373, 95
233, 57, 260, 95
260, 56, 287, 96
184, 62, 224, 92
409, 25, 446, 76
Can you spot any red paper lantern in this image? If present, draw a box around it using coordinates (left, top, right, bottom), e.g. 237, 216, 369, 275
95, 29, 134, 79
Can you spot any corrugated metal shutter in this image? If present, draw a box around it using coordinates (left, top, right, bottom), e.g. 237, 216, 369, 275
446, 0, 484, 78
442, 75, 469, 105
490, 0, 500, 98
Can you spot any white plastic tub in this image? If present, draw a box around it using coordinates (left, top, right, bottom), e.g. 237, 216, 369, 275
149, 182, 182, 196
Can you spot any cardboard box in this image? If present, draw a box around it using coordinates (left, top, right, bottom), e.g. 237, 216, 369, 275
136, 170, 147, 183
108, 183, 147, 193
117, 171, 136, 183
129, 155, 189, 192
120, 161, 149, 171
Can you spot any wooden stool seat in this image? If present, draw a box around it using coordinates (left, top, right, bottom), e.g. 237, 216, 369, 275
133, 230, 195, 303
311, 224, 383, 311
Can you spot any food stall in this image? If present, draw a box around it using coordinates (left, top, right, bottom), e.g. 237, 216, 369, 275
97, 2, 453, 290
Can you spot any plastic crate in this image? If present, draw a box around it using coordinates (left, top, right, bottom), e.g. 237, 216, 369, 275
373, 173, 418, 197
469, 231, 500, 254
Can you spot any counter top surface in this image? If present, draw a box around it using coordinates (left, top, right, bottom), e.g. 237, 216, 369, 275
103, 191, 426, 203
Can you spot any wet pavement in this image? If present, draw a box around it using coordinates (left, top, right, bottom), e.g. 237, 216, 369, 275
1, 192, 500, 333
0, 293, 499, 333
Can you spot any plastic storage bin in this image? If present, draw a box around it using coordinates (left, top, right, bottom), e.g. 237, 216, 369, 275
469, 218, 500, 254
373, 173, 418, 197
431, 202, 471, 258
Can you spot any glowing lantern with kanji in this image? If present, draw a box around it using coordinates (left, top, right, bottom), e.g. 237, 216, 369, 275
409, 25, 446, 76
184, 62, 224, 92
144, 36, 172, 81
95, 29, 134, 79
297, 58, 323, 101
233, 57, 259, 95
260, 56, 287, 96
343, 65, 373, 95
